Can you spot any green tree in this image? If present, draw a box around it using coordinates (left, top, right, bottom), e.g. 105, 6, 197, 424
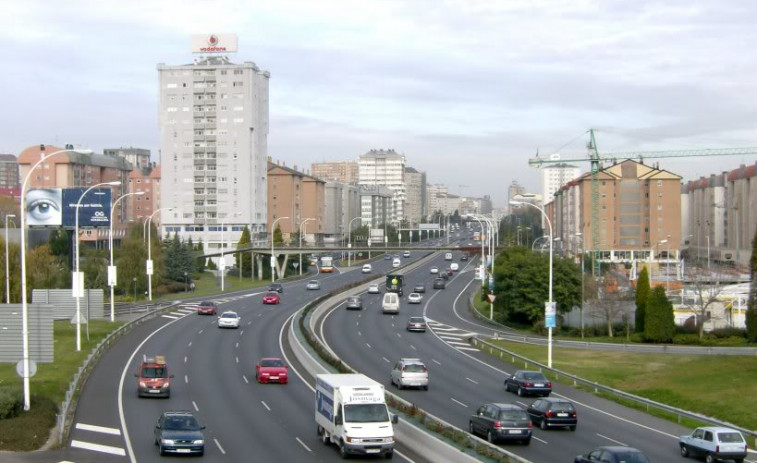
26, 244, 64, 297
644, 286, 675, 342
115, 223, 148, 297
163, 234, 194, 282
48, 229, 71, 260
195, 239, 207, 273
237, 226, 252, 277
635, 267, 650, 333
81, 247, 108, 290
273, 225, 284, 246
0, 237, 21, 303
746, 230, 757, 342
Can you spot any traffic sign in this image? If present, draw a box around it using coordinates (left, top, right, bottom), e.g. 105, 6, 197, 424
487, 294, 496, 303
16, 360, 37, 378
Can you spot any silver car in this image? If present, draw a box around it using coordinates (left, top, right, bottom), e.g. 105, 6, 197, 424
390, 358, 429, 390
407, 293, 422, 304
306, 280, 320, 290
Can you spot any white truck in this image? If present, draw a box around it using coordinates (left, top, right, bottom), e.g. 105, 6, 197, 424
316, 374, 398, 459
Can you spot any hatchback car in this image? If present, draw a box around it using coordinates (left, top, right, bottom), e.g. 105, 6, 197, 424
527, 398, 577, 431
196, 301, 218, 315
403, 251, 411, 258
390, 359, 428, 390
432, 278, 446, 289
345, 296, 363, 310
217, 311, 241, 329
255, 357, 288, 384
460, 255, 468, 261
413, 283, 426, 293
268, 283, 284, 293
262, 291, 280, 304
429, 266, 439, 274
306, 280, 321, 290
505, 370, 552, 397
384, 254, 392, 260
361, 264, 372, 273
407, 293, 423, 304
680, 426, 748, 463
575, 447, 650, 463
469, 403, 532, 445
368, 284, 381, 294
406, 317, 427, 332
154, 411, 206, 456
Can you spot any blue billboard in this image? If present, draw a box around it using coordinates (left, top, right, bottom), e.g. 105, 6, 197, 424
61, 188, 112, 228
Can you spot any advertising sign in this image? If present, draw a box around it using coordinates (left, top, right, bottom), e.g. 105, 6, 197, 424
25, 188, 63, 226
190, 34, 238, 53
419, 223, 440, 230
60, 188, 112, 228
370, 228, 384, 241
545, 301, 557, 328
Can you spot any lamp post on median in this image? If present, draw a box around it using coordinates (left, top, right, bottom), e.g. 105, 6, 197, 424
299, 218, 315, 276
5, 214, 15, 304
220, 212, 241, 292
574, 233, 585, 338
271, 216, 289, 282
347, 216, 363, 268
146, 207, 174, 301
109, 191, 144, 322
511, 200, 554, 368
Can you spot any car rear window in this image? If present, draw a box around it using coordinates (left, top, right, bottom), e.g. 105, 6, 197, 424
498, 409, 529, 420
221, 313, 237, 318
409, 317, 424, 323
718, 432, 745, 443
260, 359, 284, 367
523, 372, 547, 381
200, 301, 213, 306
613, 451, 649, 463
403, 364, 426, 373
549, 402, 574, 412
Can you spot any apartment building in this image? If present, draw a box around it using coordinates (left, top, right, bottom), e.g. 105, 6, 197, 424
267, 160, 324, 243
323, 181, 360, 244
359, 185, 392, 230
542, 163, 580, 206
129, 164, 161, 228
0, 154, 19, 190
104, 147, 151, 171
403, 167, 426, 226
507, 180, 525, 214
311, 161, 358, 183
357, 149, 405, 223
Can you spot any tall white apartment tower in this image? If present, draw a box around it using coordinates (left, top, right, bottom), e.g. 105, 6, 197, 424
541, 163, 580, 205
157, 35, 270, 257
358, 149, 406, 224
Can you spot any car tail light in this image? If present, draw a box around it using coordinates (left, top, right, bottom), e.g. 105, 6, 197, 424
422, 365, 427, 372
572, 411, 577, 418
546, 382, 552, 388
525, 382, 533, 387
527, 421, 533, 429
546, 410, 553, 418
493, 421, 502, 429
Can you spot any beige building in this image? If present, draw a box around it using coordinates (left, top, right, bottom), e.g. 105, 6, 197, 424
267, 160, 324, 243
129, 164, 161, 228
403, 167, 426, 226
0, 154, 19, 190
311, 161, 358, 183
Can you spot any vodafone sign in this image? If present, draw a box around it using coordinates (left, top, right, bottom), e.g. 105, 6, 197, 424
190, 34, 238, 53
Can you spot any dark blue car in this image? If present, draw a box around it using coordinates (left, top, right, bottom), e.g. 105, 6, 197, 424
154, 411, 206, 456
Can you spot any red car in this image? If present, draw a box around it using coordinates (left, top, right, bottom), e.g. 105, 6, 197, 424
196, 301, 218, 315
262, 291, 280, 304
255, 358, 288, 384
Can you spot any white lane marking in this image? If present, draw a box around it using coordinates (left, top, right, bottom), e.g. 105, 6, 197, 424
439, 335, 466, 341
597, 433, 627, 446
532, 435, 548, 444
236, 342, 239, 348
366, 343, 372, 348
235, 356, 239, 364
248, 320, 253, 325
176, 309, 194, 313
75, 423, 121, 435
358, 331, 362, 336
450, 398, 468, 408
396, 333, 402, 338
214, 438, 226, 455
184, 356, 187, 363
198, 329, 203, 334
465, 377, 478, 385
296, 437, 312, 452
432, 359, 441, 365
261, 401, 271, 411
184, 375, 188, 384
382, 357, 390, 363
240, 330, 244, 336
516, 401, 528, 408
161, 315, 178, 320
455, 346, 480, 352
192, 401, 199, 412
445, 340, 472, 346
170, 312, 185, 316
243, 375, 249, 384
71, 440, 126, 456
410, 345, 416, 350
188, 341, 192, 347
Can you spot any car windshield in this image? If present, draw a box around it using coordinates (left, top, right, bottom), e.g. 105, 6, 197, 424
344, 404, 389, 423
499, 410, 529, 420
403, 364, 425, 373
163, 416, 200, 431
523, 372, 547, 381
718, 432, 745, 443
260, 359, 284, 367
141, 367, 167, 378
612, 451, 649, 463
221, 313, 237, 318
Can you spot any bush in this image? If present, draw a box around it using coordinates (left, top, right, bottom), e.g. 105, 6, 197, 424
0, 387, 22, 420
710, 327, 746, 339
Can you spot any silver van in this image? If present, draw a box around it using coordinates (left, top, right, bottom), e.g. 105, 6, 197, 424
382, 292, 400, 314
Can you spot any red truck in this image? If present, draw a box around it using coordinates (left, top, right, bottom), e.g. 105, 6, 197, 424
135, 355, 173, 398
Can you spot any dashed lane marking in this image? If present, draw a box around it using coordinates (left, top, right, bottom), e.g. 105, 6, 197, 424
296, 437, 312, 452
214, 438, 226, 455
71, 440, 126, 456
161, 315, 178, 320
75, 423, 121, 435
450, 398, 468, 408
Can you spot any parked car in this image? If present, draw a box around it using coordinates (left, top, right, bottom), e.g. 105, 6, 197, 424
268, 283, 284, 293
406, 317, 427, 332
362, 264, 372, 273
505, 370, 552, 397
255, 357, 289, 384
413, 283, 426, 293
345, 296, 363, 310
368, 284, 381, 294
526, 398, 577, 431
679, 427, 748, 463
217, 311, 241, 329
469, 403, 532, 444
574, 447, 650, 463
432, 278, 446, 289
407, 293, 423, 304
430, 266, 439, 274
262, 291, 280, 304
403, 251, 411, 258
390, 358, 428, 390
196, 301, 218, 315
154, 411, 205, 456
306, 280, 321, 290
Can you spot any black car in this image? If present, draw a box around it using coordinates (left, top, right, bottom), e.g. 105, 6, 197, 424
432, 278, 446, 289
413, 284, 426, 293
440, 271, 450, 281
505, 370, 552, 397
460, 254, 468, 261
575, 446, 650, 463
345, 296, 363, 310
154, 411, 206, 456
268, 283, 284, 293
469, 403, 532, 445
384, 254, 392, 260
526, 398, 577, 431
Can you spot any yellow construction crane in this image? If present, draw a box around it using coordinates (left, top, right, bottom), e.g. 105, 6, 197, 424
528, 129, 757, 275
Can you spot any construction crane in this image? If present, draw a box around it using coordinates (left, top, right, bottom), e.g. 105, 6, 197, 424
529, 128, 757, 276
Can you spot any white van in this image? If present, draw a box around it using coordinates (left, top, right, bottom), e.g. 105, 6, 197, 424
361, 264, 372, 273
444, 252, 453, 261
392, 258, 401, 268
382, 292, 400, 314
450, 263, 459, 272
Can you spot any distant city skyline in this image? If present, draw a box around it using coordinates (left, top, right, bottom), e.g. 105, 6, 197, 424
2, 1, 755, 206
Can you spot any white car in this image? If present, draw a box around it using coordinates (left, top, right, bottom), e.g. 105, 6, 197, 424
368, 284, 381, 294
362, 264, 372, 273
217, 311, 240, 329
430, 266, 439, 274
403, 251, 411, 258
407, 293, 423, 304
306, 280, 321, 290
450, 263, 459, 271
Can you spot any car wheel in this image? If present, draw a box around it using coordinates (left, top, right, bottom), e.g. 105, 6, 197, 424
339, 440, 349, 459
522, 437, 531, 445
385, 451, 393, 459
504, 382, 511, 392
705, 454, 715, 463
469, 422, 476, 435
487, 431, 495, 443
159, 444, 166, 456
540, 419, 547, 430
680, 444, 689, 458
569, 425, 576, 431
517, 387, 525, 397
423, 385, 429, 391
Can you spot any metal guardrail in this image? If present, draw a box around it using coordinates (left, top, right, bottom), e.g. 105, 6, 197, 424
471, 336, 757, 444
55, 301, 178, 445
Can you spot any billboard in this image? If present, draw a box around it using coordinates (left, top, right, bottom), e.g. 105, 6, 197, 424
370, 229, 385, 241
25, 188, 63, 226
419, 223, 440, 230
26, 187, 112, 228
190, 34, 238, 53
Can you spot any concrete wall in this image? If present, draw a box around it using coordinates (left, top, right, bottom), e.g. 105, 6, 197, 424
0, 303, 54, 363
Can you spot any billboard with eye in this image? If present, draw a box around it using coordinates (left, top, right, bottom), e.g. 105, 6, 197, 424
26, 187, 112, 228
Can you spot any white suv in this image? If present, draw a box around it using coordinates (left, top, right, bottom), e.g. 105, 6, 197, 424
390, 358, 428, 390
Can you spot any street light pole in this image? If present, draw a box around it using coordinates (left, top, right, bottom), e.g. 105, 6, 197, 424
299, 218, 314, 276
146, 207, 174, 301
347, 216, 362, 268
5, 214, 15, 304
219, 212, 241, 292
271, 216, 289, 282
75, 181, 121, 351
109, 191, 143, 322
574, 233, 585, 338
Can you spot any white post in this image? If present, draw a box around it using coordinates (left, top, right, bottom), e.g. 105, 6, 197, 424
109, 192, 143, 322
5, 214, 15, 304
299, 218, 314, 276
145, 207, 174, 301
271, 216, 289, 282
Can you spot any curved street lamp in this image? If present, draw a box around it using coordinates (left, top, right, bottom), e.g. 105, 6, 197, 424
5, 214, 15, 304
347, 216, 363, 268
270, 216, 289, 282
146, 207, 175, 301
220, 212, 242, 292
109, 191, 144, 322
298, 218, 315, 276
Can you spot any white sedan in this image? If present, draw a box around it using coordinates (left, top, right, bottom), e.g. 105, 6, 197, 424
306, 280, 321, 290
368, 284, 381, 294
430, 266, 439, 274
407, 293, 423, 304
217, 311, 241, 329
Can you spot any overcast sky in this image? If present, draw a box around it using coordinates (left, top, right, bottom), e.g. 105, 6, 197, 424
1, 0, 755, 206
